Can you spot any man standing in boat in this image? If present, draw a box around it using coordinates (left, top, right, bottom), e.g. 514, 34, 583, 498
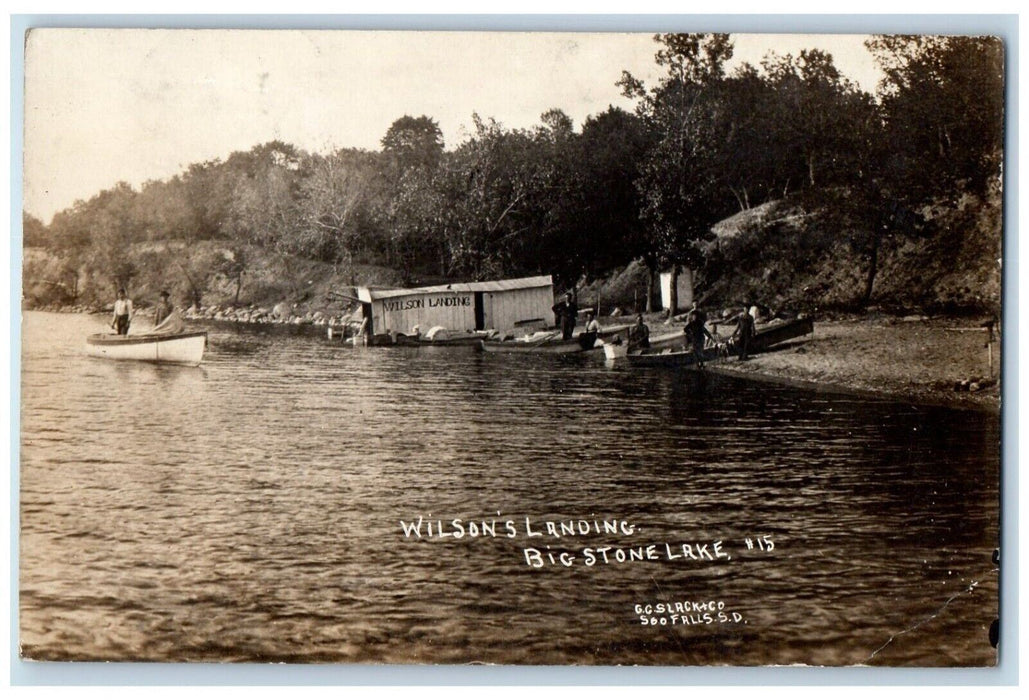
111, 288, 133, 335
557, 290, 578, 341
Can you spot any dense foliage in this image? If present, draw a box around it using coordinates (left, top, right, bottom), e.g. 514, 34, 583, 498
24, 34, 1004, 314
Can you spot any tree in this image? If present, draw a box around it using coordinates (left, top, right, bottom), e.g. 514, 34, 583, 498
433, 115, 534, 280
620, 33, 738, 314
868, 35, 1004, 200
835, 35, 1005, 304
297, 148, 378, 270
224, 142, 306, 250
218, 245, 248, 307
537, 108, 575, 141
80, 182, 140, 291
23, 212, 47, 247
757, 50, 875, 191
564, 107, 653, 293
381, 115, 445, 171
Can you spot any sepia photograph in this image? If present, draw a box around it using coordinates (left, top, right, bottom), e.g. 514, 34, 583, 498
18, 26, 1004, 668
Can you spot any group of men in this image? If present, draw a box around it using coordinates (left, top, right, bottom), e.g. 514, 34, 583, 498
110, 288, 177, 336
628, 301, 756, 366
552, 291, 599, 342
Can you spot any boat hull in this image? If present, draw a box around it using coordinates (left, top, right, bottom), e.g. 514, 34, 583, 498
481, 325, 630, 354
750, 317, 814, 352
481, 335, 601, 354
393, 334, 486, 347
625, 318, 814, 367
626, 346, 718, 367
603, 327, 686, 360
86, 331, 208, 366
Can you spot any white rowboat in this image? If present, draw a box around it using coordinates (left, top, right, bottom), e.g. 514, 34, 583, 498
86, 331, 208, 366
602, 327, 686, 361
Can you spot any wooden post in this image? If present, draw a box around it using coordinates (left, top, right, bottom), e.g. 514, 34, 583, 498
985, 320, 995, 378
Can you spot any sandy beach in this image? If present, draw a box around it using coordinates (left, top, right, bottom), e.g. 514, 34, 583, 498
699, 317, 1001, 411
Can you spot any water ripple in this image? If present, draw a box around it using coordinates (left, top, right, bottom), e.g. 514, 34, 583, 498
19, 312, 1000, 666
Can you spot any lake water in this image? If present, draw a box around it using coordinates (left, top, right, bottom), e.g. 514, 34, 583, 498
19, 311, 1000, 666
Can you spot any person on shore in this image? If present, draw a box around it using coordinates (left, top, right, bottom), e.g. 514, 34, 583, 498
733, 304, 755, 361
111, 288, 133, 335
153, 291, 174, 328
684, 307, 716, 368
629, 314, 650, 350
559, 291, 578, 341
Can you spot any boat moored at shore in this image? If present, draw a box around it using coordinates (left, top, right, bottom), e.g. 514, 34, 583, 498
624, 317, 814, 368
481, 324, 631, 354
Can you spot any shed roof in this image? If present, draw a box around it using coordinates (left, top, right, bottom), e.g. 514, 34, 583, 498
358, 275, 553, 302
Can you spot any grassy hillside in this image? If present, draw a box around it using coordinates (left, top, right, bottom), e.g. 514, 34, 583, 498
580, 187, 1002, 317
23, 184, 1002, 321
22, 241, 403, 316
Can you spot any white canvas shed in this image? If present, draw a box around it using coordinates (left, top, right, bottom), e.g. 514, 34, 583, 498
659, 269, 695, 312
357, 275, 554, 336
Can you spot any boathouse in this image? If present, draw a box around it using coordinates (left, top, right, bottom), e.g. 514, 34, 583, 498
357, 275, 554, 337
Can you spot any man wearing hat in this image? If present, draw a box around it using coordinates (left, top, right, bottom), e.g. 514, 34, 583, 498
153, 290, 174, 330
559, 291, 578, 341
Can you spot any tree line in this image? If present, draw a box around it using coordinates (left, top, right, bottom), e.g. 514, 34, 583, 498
24, 34, 1003, 312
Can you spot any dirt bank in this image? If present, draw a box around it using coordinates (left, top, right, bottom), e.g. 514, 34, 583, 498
703, 317, 1001, 411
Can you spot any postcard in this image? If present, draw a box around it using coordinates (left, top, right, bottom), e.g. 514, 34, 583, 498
19, 28, 1003, 667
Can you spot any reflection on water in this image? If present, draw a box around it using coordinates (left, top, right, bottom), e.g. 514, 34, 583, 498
20, 312, 999, 665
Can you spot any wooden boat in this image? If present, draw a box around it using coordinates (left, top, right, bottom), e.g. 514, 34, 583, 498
626, 346, 715, 368
481, 324, 631, 354
625, 317, 813, 368
749, 317, 814, 352
393, 333, 488, 347
603, 327, 686, 361
86, 331, 208, 366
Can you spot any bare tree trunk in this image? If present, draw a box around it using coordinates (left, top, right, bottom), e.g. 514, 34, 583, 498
645, 263, 657, 314
862, 231, 881, 306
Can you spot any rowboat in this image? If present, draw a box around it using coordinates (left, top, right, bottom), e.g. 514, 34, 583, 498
481, 324, 631, 354
748, 317, 814, 351
393, 328, 491, 347
625, 317, 813, 368
625, 346, 715, 368
603, 327, 686, 360
481, 332, 601, 354
86, 331, 208, 366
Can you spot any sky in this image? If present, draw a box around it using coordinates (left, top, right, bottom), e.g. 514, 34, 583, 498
23, 30, 883, 223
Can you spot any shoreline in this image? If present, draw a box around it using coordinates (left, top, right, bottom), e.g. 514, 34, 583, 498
24, 308, 1001, 412
696, 319, 1000, 413
705, 363, 999, 414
